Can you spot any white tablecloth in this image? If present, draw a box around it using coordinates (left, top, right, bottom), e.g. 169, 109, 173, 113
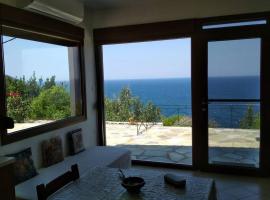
49, 167, 217, 200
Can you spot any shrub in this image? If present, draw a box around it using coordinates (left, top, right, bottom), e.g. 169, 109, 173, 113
105, 98, 120, 121
6, 73, 71, 122
240, 106, 260, 129
162, 115, 183, 126
252, 114, 260, 129
142, 102, 161, 123
7, 95, 30, 123
30, 86, 71, 120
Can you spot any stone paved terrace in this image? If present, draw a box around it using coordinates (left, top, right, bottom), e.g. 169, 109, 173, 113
106, 122, 260, 167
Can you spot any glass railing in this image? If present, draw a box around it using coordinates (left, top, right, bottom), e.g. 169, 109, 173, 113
208, 101, 260, 168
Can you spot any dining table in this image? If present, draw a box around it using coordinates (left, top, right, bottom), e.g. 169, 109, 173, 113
49, 167, 217, 200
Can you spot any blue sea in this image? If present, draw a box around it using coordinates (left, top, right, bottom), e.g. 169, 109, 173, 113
104, 76, 260, 128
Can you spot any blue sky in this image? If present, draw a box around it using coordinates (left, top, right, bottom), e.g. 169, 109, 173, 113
208, 38, 260, 77
103, 38, 260, 80
4, 36, 70, 81
103, 38, 191, 80
4, 36, 260, 81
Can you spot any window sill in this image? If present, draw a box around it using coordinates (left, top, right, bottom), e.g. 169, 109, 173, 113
1, 115, 87, 145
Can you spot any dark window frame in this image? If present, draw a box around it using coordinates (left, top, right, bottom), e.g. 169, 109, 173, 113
0, 4, 87, 145
200, 33, 265, 176
198, 14, 270, 176
94, 11, 270, 176
94, 20, 197, 170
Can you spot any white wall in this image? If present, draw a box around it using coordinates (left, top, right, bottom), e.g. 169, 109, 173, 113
89, 0, 270, 28
0, 2, 98, 168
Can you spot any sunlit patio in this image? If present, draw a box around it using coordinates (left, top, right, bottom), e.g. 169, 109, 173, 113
106, 122, 260, 167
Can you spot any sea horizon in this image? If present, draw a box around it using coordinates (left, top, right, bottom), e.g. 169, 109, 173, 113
104, 75, 259, 81
104, 76, 260, 128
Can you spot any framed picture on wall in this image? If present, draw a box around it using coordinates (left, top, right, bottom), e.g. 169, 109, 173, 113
42, 137, 64, 167
68, 129, 85, 155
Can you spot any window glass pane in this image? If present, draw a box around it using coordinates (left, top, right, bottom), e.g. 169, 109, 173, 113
208, 102, 260, 168
103, 38, 192, 165
208, 38, 260, 99
208, 38, 260, 168
4, 35, 82, 134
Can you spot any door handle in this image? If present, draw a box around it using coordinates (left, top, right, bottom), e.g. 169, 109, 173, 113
201, 102, 207, 112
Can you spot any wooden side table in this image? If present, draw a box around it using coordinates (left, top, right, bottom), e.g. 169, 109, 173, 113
0, 157, 15, 200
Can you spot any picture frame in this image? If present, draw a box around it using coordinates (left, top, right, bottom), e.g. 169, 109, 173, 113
42, 137, 64, 167
68, 128, 85, 155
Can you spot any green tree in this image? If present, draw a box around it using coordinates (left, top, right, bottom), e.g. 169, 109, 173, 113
105, 97, 120, 121
26, 72, 41, 98
252, 113, 260, 129
240, 106, 259, 129
5, 72, 71, 122
6, 73, 41, 99
6, 75, 27, 98
6, 75, 30, 122
7, 95, 30, 123
42, 75, 56, 90
118, 87, 133, 121
104, 87, 161, 123
30, 86, 71, 120
132, 98, 143, 122
142, 102, 161, 123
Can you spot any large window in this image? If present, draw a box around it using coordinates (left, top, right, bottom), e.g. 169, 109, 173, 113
0, 5, 85, 144
4, 35, 83, 134
102, 38, 192, 166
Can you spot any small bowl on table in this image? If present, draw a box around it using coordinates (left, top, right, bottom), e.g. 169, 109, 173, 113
121, 177, 145, 193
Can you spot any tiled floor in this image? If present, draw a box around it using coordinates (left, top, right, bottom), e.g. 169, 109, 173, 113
133, 165, 270, 200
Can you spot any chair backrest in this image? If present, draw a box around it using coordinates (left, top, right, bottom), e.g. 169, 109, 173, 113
36, 164, 80, 200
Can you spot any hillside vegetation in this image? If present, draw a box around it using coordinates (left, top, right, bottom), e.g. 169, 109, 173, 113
6, 73, 70, 122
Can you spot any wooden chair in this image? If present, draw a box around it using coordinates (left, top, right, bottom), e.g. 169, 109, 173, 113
36, 164, 80, 200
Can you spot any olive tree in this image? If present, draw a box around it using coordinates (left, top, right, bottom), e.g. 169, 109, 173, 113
104, 87, 161, 135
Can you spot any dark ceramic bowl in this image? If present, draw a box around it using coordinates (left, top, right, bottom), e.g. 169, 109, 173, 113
121, 177, 145, 193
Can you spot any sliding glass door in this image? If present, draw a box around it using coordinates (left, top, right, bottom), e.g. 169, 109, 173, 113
207, 38, 261, 168
199, 22, 270, 174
